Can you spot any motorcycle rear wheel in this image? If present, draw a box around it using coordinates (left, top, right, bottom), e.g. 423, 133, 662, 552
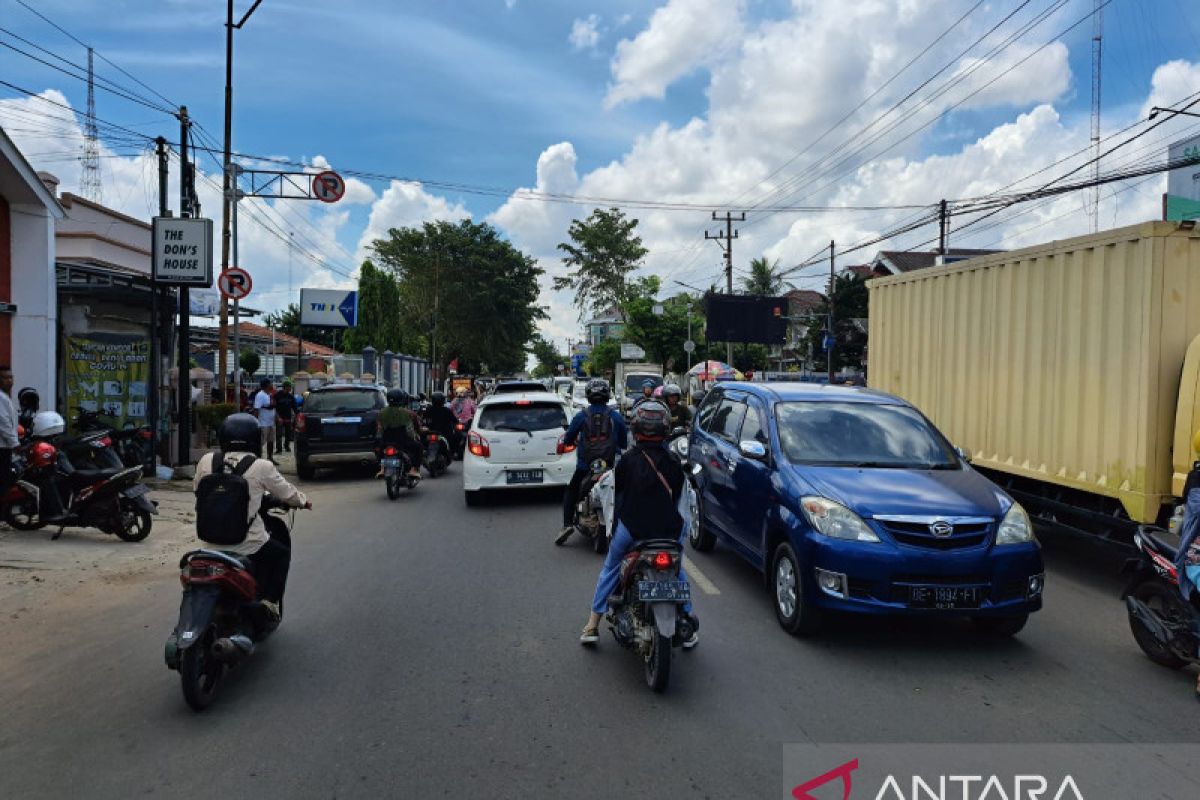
644, 631, 672, 692
386, 476, 401, 500
115, 507, 152, 542
1128, 580, 1191, 669
180, 630, 223, 711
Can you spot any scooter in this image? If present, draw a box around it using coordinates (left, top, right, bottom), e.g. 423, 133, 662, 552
573, 457, 613, 554
424, 432, 452, 478
605, 537, 695, 692
75, 409, 153, 471
165, 495, 300, 711
379, 444, 420, 500
1124, 525, 1200, 670
452, 420, 470, 460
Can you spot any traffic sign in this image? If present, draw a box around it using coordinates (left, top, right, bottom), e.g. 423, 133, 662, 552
312, 170, 345, 203
218, 267, 253, 301
152, 217, 213, 286
683, 340, 695, 353
299, 288, 358, 327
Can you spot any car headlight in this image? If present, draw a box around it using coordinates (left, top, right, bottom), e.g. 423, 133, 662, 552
996, 503, 1034, 545
800, 497, 880, 542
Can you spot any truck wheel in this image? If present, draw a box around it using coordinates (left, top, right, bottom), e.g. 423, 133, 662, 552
772, 542, 822, 636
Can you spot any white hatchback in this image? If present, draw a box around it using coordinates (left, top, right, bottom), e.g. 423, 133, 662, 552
462, 391, 577, 506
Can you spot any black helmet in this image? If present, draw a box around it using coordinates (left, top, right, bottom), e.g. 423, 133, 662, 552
431, 391, 446, 407
17, 387, 39, 411
387, 388, 409, 407
662, 383, 682, 402
630, 400, 670, 441
218, 412, 262, 456
585, 378, 610, 405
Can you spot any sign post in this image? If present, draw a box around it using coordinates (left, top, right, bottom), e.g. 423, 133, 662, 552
152, 218, 213, 286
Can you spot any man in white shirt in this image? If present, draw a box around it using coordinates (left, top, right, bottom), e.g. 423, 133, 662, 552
252, 378, 277, 463
0, 366, 19, 498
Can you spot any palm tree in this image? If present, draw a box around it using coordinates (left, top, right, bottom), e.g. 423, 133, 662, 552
741, 256, 787, 296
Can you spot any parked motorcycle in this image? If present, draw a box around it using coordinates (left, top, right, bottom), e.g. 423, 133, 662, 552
424, 432, 451, 478
165, 495, 299, 711
573, 457, 614, 554
606, 537, 694, 692
76, 409, 152, 471
1124, 525, 1200, 670
3, 441, 156, 541
380, 444, 420, 500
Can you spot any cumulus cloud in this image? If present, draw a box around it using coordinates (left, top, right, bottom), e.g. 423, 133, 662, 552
606, 0, 745, 108
354, 181, 469, 261
569, 14, 602, 52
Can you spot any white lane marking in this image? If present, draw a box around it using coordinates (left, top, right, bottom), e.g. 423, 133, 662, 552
683, 555, 721, 595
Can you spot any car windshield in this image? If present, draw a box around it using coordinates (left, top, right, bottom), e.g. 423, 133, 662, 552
493, 382, 546, 394
774, 401, 958, 468
303, 390, 382, 414
624, 375, 662, 393
478, 401, 568, 432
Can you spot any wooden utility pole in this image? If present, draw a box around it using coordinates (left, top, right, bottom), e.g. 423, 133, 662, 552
705, 211, 744, 365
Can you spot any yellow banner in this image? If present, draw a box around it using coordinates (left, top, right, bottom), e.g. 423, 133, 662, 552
64, 333, 150, 431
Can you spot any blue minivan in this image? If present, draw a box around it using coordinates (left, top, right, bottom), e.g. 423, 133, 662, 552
687, 383, 1043, 636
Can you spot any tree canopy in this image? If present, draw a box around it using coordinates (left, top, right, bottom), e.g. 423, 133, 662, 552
529, 335, 566, 378
741, 256, 788, 296
553, 207, 648, 321
342, 260, 411, 355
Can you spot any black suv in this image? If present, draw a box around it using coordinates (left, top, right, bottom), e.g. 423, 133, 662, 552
294, 385, 388, 480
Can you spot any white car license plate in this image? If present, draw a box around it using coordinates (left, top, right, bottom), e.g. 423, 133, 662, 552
506, 469, 543, 485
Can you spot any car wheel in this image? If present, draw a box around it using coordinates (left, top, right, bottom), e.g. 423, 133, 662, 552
772, 542, 821, 636
687, 483, 717, 553
464, 490, 484, 507
971, 614, 1029, 638
296, 460, 316, 481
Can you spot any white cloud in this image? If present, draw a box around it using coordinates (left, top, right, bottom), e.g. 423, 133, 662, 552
606, 0, 745, 108
569, 14, 602, 52
505, 0, 516, 9
1141, 59, 1200, 119
355, 181, 469, 261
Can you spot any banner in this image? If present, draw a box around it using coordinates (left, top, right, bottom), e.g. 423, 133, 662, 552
64, 332, 150, 431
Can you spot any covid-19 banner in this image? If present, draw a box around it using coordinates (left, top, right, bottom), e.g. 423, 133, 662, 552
64, 332, 150, 431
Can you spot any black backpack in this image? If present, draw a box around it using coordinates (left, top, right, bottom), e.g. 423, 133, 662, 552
580, 410, 616, 466
195, 453, 257, 546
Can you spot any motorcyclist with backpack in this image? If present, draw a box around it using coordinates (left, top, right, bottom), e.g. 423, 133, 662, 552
193, 413, 310, 623
424, 391, 456, 442
556, 378, 627, 545
377, 388, 424, 479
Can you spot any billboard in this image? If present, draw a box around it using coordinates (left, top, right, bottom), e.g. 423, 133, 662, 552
1166, 134, 1200, 221
703, 294, 788, 344
299, 288, 358, 328
64, 332, 150, 431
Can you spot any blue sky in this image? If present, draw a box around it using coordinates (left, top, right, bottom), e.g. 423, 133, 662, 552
2, 0, 1199, 343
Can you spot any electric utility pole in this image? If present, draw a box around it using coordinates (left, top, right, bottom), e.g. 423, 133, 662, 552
938, 199, 949, 256
705, 210, 744, 364
827, 240, 835, 384
178, 107, 194, 465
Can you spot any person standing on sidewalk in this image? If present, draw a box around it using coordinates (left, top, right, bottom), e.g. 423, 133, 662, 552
252, 378, 278, 463
274, 379, 297, 454
0, 366, 18, 497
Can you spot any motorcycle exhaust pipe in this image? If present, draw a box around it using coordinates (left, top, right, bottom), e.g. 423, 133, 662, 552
211, 634, 255, 664
1125, 596, 1174, 645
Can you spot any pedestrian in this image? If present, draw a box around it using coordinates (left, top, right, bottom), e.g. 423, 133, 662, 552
252, 377, 278, 463
274, 379, 297, 453
0, 366, 18, 500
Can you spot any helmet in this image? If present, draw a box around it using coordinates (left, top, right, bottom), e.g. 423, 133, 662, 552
31, 411, 65, 438
662, 383, 683, 403
585, 378, 611, 405
387, 388, 409, 407
642, 378, 655, 390
432, 391, 446, 407
218, 412, 262, 455
630, 400, 670, 441
17, 387, 39, 411
30, 440, 57, 469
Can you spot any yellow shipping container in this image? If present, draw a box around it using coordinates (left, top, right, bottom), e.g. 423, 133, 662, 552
868, 221, 1200, 531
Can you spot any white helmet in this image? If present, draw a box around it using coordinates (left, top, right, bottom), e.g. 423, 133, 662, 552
31, 411, 65, 438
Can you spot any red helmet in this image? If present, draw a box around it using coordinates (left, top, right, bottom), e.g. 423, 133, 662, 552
30, 441, 57, 469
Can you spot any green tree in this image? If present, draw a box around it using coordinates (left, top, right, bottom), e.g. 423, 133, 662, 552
553, 208, 648, 320
342, 260, 412, 355
371, 219, 545, 375
238, 348, 261, 376
585, 339, 621, 378
801, 273, 869, 372
529, 335, 566, 378
623, 281, 706, 372
741, 256, 787, 296
261, 303, 335, 348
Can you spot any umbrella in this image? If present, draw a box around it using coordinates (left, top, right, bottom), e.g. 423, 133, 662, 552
687, 360, 743, 381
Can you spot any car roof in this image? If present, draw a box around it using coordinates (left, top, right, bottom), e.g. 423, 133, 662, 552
492, 380, 548, 393
710, 381, 906, 405
479, 390, 568, 406
311, 384, 384, 392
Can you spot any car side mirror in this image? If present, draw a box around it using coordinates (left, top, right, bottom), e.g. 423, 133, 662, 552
955, 446, 971, 463
739, 440, 767, 460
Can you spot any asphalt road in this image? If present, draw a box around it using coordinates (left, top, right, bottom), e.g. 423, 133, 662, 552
1, 466, 1197, 799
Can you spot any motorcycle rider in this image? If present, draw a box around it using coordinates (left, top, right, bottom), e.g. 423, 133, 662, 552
630, 378, 656, 411
579, 400, 698, 647
450, 388, 476, 426
377, 388, 423, 479
662, 383, 691, 429
556, 378, 627, 545
192, 413, 310, 625
424, 391, 457, 445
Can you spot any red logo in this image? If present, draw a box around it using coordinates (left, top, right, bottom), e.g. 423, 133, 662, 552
792, 758, 859, 800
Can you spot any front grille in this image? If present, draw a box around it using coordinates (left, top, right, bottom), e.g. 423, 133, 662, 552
994, 580, 1027, 602
877, 520, 991, 550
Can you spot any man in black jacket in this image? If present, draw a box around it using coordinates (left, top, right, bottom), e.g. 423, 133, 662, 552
580, 400, 698, 647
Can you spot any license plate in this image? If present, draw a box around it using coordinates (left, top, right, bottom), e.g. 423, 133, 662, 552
380, 458, 401, 469
907, 585, 981, 609
506, 469, 543, 485
323, 417, 362, 424
638, 580, 691, 602
122, 484, 149, 498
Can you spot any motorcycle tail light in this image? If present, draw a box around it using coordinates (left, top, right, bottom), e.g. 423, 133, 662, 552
468, 431, 490, 458
428, 434, 438, 443
139, 429, 153, 440
383, 446, 398, 457
455, 423, 465, 431
653, 552, 672, 569
99, 436, 113, 447
295, 413, 307, 433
